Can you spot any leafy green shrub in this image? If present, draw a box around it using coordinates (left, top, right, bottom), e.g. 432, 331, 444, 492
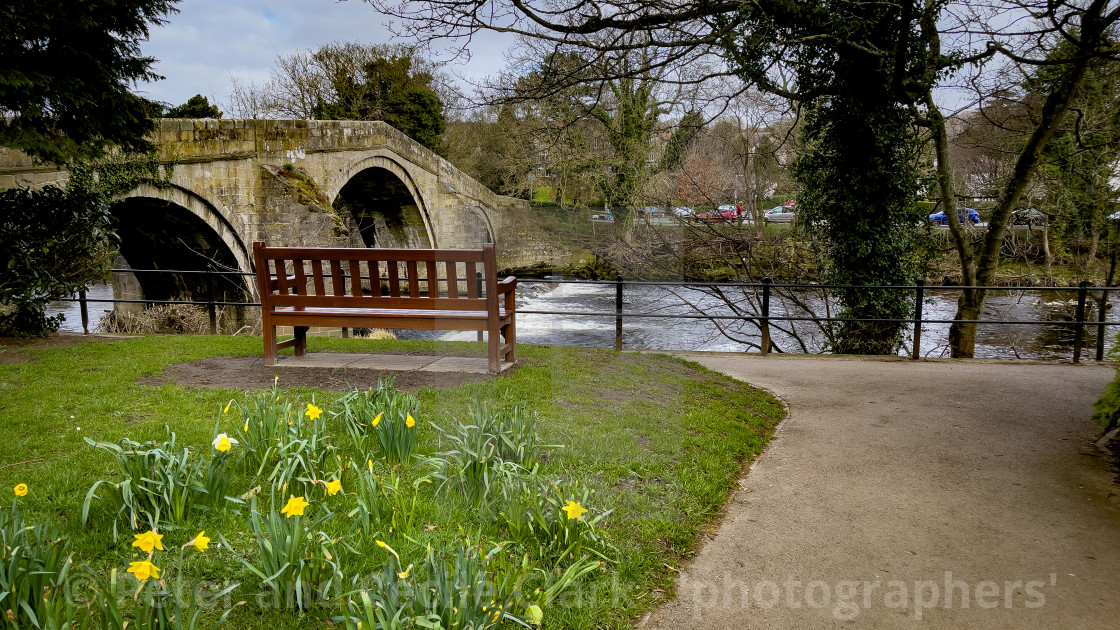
0, 154, 168, 336
222, 496, 343, 610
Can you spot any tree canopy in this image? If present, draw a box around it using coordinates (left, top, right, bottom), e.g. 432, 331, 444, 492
163, 94, 222, 118
0, 0, 179, 164
228, 42, 449, 153
372, 0, 1120, 356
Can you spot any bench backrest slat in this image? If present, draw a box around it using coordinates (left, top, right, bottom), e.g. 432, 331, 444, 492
426, 261, 438, 297
387, 261, 401, 297
275, 259, 290, 294
293, 260, 306, 295
446, 261, 459, 299
406, 261, 420, 297
330, 260, 345, 296
465, 262, 478, 299
311, 260, 326, 295
253, 242, 501, 310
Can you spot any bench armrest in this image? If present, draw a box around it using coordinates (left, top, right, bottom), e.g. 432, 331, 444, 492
496, 276, 517, 293
497, 276, 517, 313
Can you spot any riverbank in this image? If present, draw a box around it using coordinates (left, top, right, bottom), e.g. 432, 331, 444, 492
500, 205, 1118, 286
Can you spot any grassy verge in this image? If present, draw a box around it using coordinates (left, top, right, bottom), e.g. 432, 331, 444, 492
0, 335, 783, 628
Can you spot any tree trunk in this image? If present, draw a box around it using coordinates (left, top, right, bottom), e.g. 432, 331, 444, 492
948, 287, 986, 358
1088, 226, 1100, 264
1042, 223, 1054, 266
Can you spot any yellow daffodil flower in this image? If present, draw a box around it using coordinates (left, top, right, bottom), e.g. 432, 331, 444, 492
132, 530, 164, 553
188, 531, 210, 553
367, 459, 374, 473
397, 563, 412, 579
326, 479, 342, 496
13, 483, 28, 497
223, 402, 231, 414
243, 422, 249, 432
375, 539, 402, 565
306, 403, 323, 421
212, 433, 238, 452
371, 413, 382, 428
561, 500, 588, 521
405, 414, 415, 428
281, 496, 309, 518
127, 560, 160, 581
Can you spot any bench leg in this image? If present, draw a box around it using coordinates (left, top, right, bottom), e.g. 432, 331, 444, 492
487, 322, 500, 374
504, 316, 516, 363
263, 322, 278, 367
294, 326, 309, 356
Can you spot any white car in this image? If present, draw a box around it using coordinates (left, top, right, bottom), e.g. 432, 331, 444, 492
673, 206, 694, 217
763, 205, 796, 223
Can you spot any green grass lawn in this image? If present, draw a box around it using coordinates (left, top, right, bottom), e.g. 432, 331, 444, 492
0, 335, 783, 628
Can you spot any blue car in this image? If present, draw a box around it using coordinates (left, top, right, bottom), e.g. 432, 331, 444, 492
929, 208, 981, 226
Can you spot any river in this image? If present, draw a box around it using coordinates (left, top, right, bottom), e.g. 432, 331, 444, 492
48, 280, 1114, 360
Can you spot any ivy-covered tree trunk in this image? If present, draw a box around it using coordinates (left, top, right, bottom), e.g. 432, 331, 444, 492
794, 48, 921, 354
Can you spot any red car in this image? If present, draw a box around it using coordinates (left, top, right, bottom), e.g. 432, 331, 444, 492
697, 205, 741, 223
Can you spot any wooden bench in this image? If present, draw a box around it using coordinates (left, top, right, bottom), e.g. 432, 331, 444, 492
253, 241, 516, 374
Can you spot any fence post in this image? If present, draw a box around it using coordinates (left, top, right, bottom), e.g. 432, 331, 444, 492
760, 277, 771, 355
477, 272, 485, 342
615, 274, 624, 351
79, 289, 89, 335
912, 280, 925, 360
1073, 280, 1088, 363
206, 270, 217, 335
1097, 288, 1109, 361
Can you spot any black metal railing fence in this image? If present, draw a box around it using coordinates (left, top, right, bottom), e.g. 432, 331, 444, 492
60, 268, 1118, 363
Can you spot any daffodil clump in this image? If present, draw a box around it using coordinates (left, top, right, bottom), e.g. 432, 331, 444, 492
82, 428, 239, 536
335, 378, 420, 466
90, 527, 239, 630
229, 376, 299, 473
266, 402, 342, 499
223, 495, 342, 610
334, 540, 523, 630
0, 489, 79, 629
497, 474, 613, 566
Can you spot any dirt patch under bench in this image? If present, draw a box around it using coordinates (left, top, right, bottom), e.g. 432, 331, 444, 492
139, 356, 489, 392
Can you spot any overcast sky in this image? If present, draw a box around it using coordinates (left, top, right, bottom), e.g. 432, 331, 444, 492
137, 0, 512, 111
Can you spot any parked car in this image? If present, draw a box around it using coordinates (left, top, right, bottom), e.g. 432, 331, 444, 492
697, 206, 740, 223
672, 206, 694, 217
1012, 208, 1047, 226
929, 207, 981, 226
763, 205, 796, 223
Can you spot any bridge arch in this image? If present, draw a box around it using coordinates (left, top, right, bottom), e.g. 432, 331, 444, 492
332, 154, 436, 249
111, 184, 254, 305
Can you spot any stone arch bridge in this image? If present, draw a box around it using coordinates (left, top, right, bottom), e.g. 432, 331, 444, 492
0, 119, 529, 310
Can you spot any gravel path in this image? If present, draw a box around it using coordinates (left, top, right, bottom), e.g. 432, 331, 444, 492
644, 354, 1119, 629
